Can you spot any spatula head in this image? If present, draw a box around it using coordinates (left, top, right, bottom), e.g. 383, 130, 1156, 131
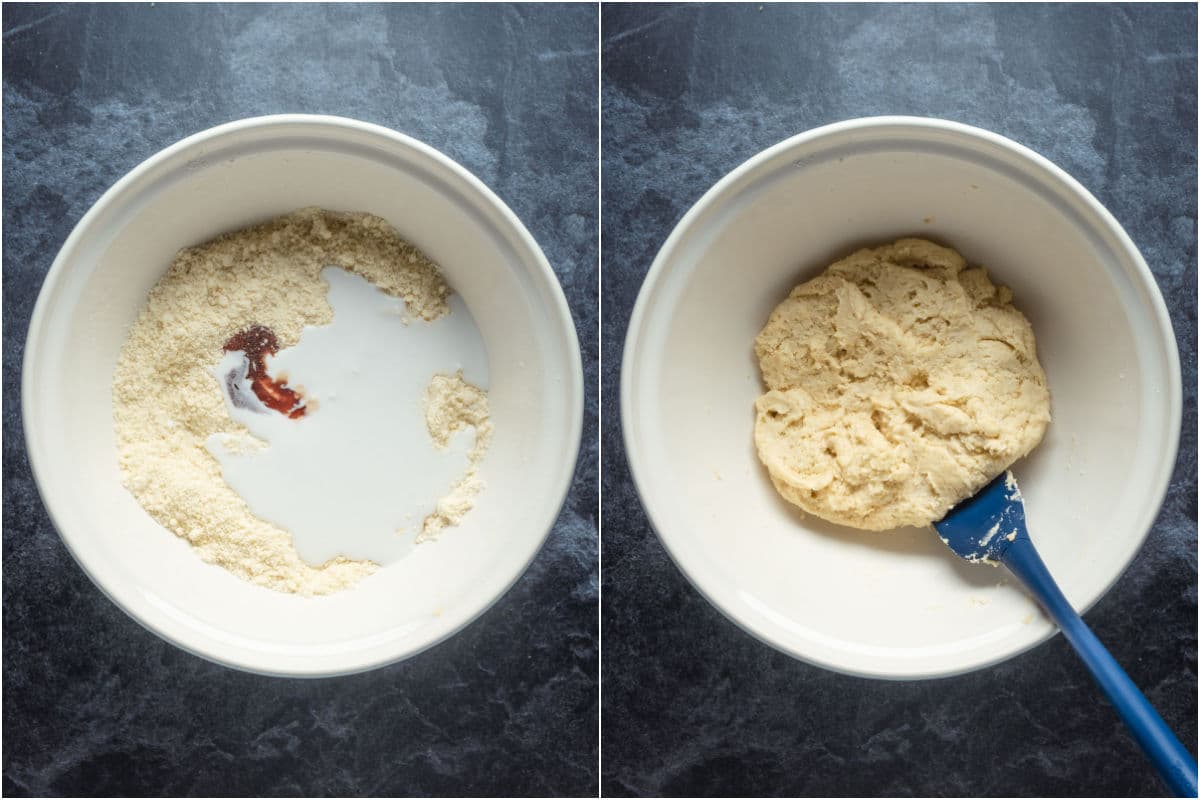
933, 470, 1029, 564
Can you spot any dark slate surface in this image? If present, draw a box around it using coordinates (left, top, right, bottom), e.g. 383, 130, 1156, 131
3, 4, 597, 797
601, 4, 1197, 797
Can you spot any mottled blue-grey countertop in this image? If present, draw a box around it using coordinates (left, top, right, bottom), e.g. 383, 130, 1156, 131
3, 4, 597, 796
601, 4, 1196, 797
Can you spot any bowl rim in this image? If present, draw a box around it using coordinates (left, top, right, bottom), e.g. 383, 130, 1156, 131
22, 113, 584, 677
620, 114, 1183, 680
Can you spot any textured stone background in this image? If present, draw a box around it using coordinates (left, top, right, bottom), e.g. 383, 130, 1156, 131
3, 4, 597, 796
601, 4, 1196, 797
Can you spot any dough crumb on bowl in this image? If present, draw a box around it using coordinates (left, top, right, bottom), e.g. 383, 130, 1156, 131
753, 237, 1050, 530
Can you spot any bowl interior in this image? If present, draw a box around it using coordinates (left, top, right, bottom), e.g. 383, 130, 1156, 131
25, 118, 581, 675
623, 119, 1179, 678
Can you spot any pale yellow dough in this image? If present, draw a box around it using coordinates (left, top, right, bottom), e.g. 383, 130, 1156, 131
754, 238, 1050, 530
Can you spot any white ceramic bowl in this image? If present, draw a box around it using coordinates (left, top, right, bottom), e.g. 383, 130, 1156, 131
24, 115, 582, 676
622, 117, 1181, 679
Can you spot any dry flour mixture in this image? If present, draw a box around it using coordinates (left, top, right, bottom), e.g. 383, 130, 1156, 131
113, 208, 491, 595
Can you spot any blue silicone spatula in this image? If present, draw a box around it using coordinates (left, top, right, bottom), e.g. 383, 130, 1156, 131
934, 471, 1198, 797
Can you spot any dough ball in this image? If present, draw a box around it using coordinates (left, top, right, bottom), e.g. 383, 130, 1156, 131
754, 238, 1050, 530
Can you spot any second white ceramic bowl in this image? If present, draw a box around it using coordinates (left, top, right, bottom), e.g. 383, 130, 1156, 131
24, 115, 583, 676
622, 117, 1180, 679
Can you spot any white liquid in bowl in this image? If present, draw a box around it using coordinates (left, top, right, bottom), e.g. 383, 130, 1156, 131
206, 266, 489, 566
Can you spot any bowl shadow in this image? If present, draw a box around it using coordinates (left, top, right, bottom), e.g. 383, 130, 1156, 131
750, 445, 1006, 590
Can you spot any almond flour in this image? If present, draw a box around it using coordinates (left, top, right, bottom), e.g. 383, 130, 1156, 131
113, 207, 490, 595
420, 371, 493, 542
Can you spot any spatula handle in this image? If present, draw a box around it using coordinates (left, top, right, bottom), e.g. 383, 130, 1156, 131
1002, 537, 1198, 797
